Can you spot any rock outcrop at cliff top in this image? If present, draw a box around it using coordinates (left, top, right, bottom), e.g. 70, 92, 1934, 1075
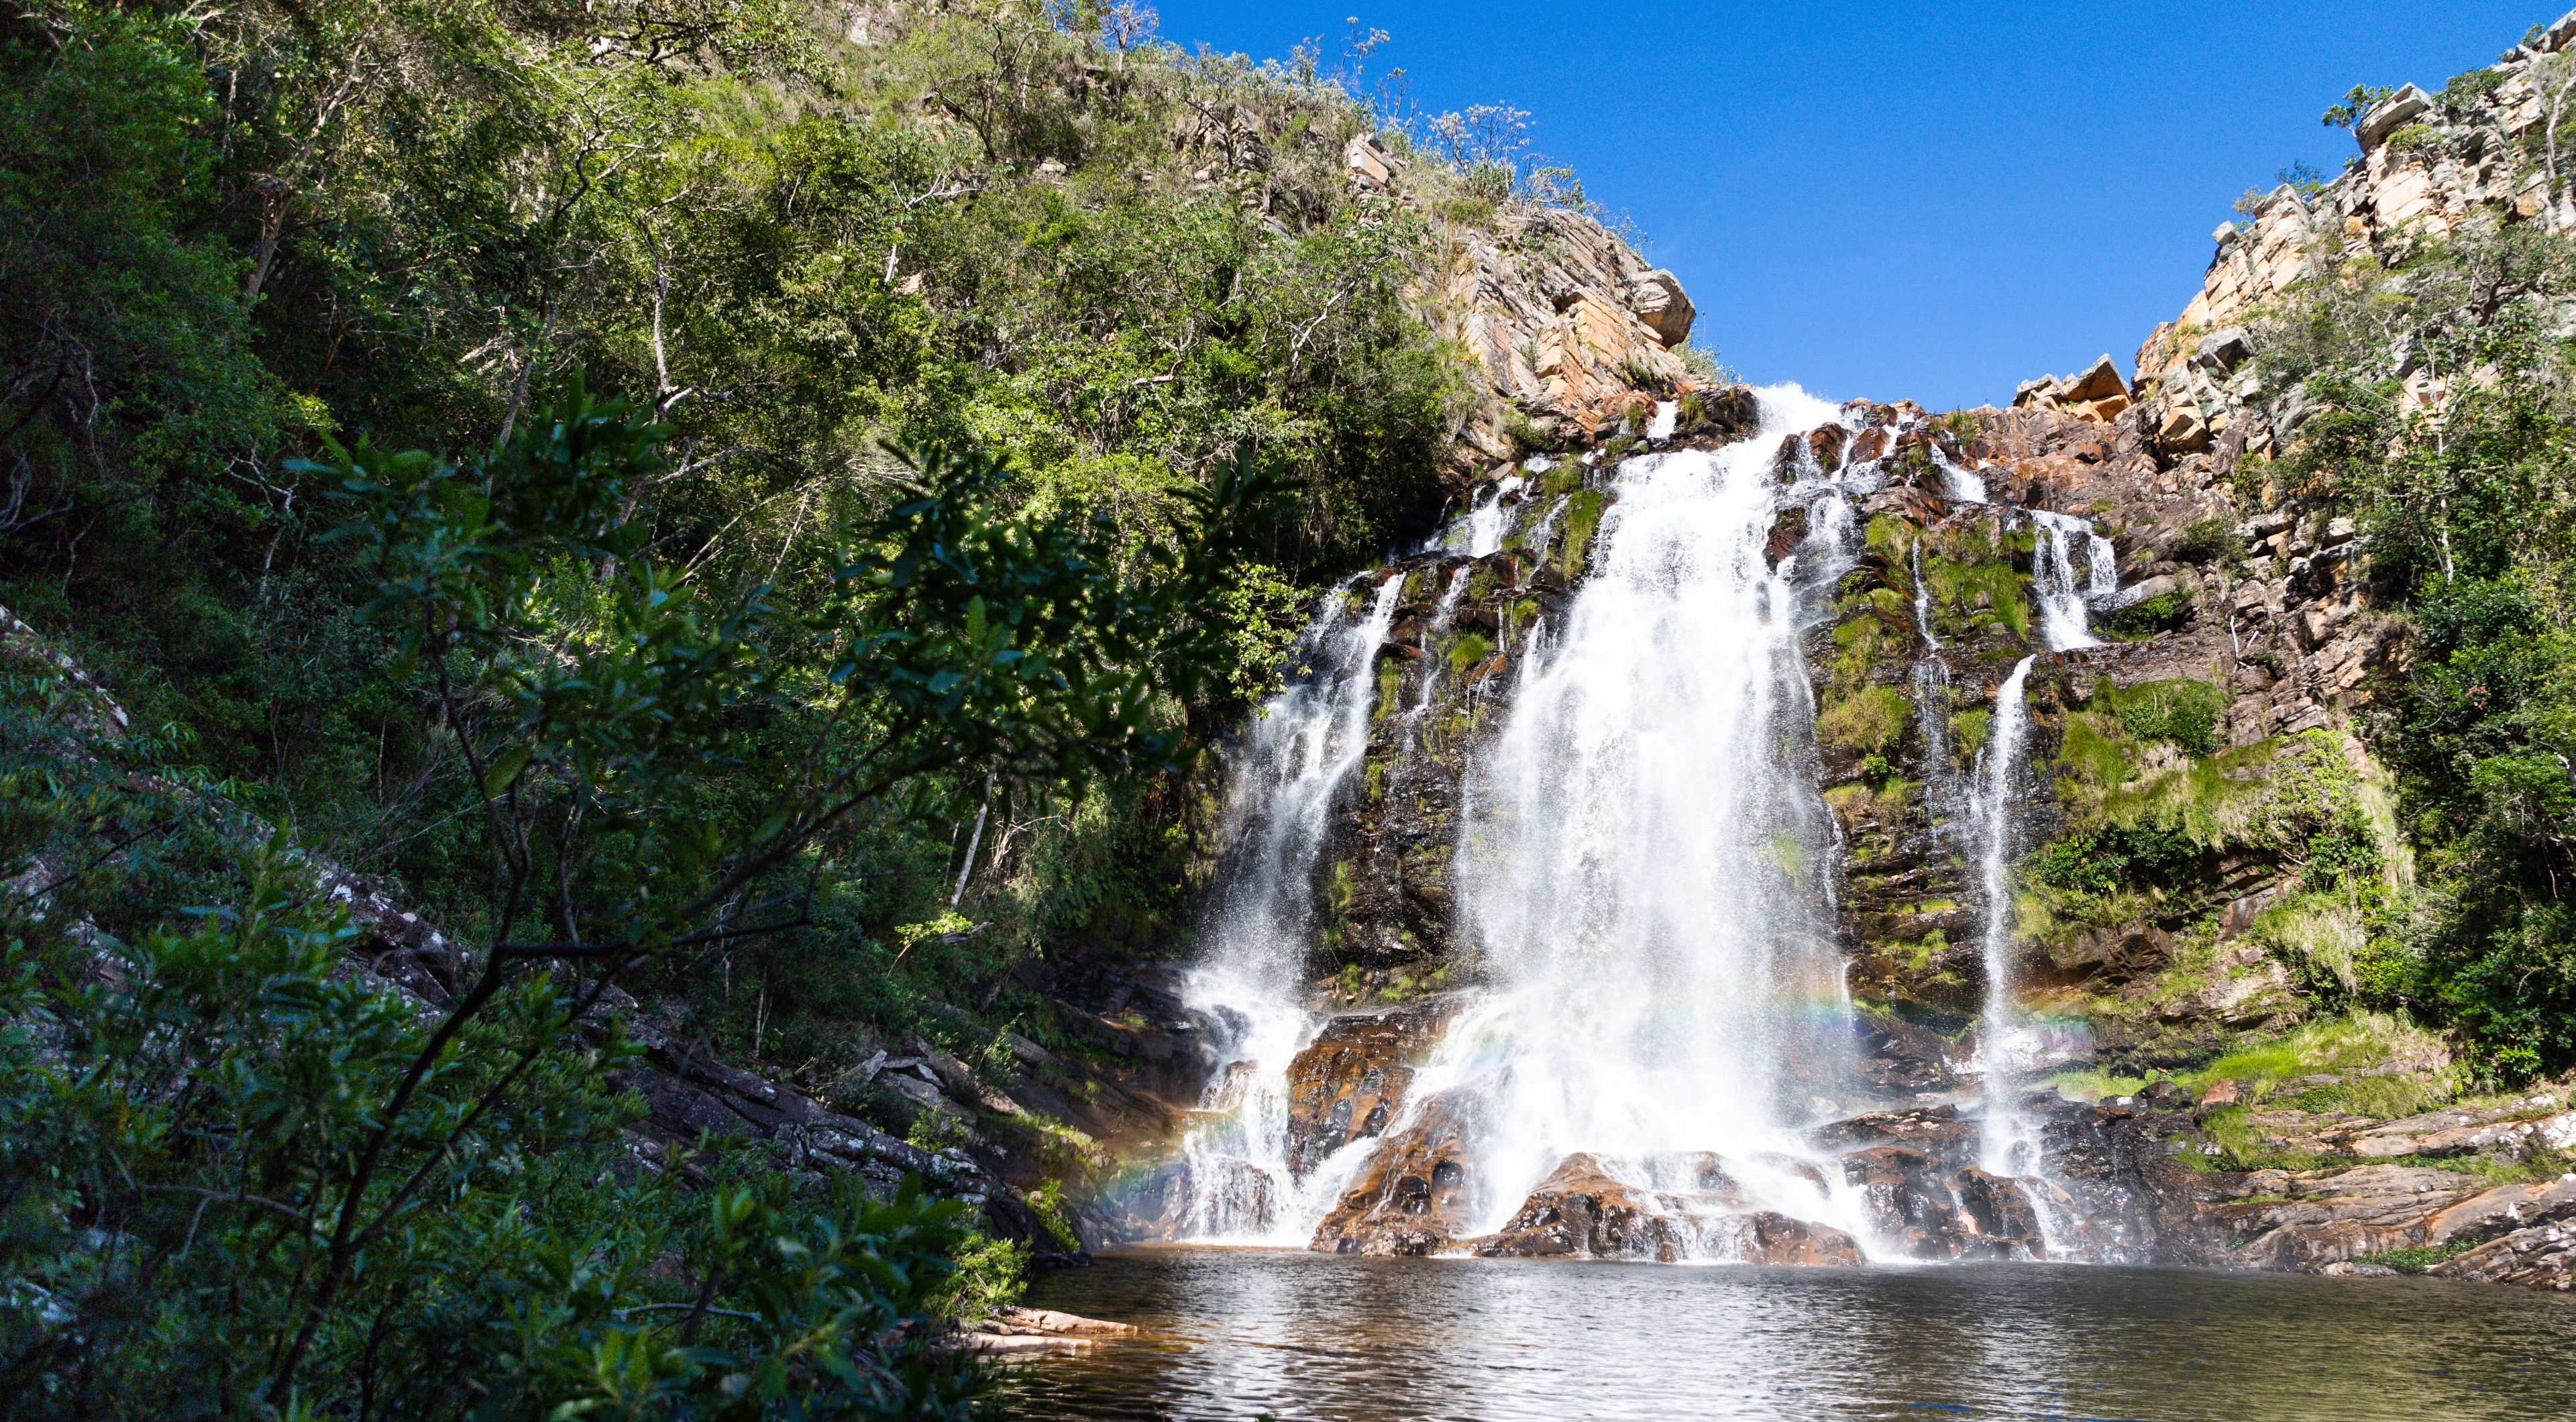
2016, 12, 2576, 457
1341, 131, 1703, 459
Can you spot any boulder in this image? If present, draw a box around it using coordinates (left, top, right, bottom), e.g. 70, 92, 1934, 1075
1308, 1086, 1483, 1255
2050, 353, 2133, 402
1281, 998, 1456, 1174
2356, 85, 2435, 150
2194, 326, 2253, 373
1625, 268, 1695, 348
1953, 1166, 2046, 1250
1730, 1211, 1866, 1266
2157, 402, 2210, 451
1837, 1144, 1987, 1258
1807, 1104, 1977, 1165
1344, 133, 1393, 186
1469, 1152, 1863, 1265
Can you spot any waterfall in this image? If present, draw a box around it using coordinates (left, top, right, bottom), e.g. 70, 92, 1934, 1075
1423, 385, 1872, 1243
2031, 510, 2114, 650
1409, 566, 1474, 718
1972, 655, 2039, 1180
1173, 387, 2131, 1263
1910, 539, 1940, 651
1173, 573, 1407, 1240
1442, 477, 1525, 557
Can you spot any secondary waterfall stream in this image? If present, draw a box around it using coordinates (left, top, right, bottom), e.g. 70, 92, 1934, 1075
1175, 386, 2132, 1262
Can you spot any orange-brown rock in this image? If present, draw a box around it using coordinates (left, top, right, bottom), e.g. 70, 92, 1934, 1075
1729, 1211, 1867, 1267
1468, 1152, 1862, 1265
1282, 998, 1458, 1174
1308, 1086, 1483, 1256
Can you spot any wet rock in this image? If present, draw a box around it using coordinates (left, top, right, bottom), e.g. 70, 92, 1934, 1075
1309, 1087, 1483, 1255
1953, 1167, 2044, 1248
1282, 998, 1458, 1174
1854, 1013, 1960, 1092
1470, 1152, 1862, 1266
1808, 1104, 1976, 1165
1835, 1144, 1992, 1259
1765, 505, 1809, 567
1473, 1152, 1693, 1259
1732, 1211, 1867, 1266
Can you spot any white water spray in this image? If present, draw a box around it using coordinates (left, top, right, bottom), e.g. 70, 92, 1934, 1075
1419, 385, 1874, 1248
1974, 655, 2039, 1179
1173, 575, 1407, 1240
2031, 510, 2115, 650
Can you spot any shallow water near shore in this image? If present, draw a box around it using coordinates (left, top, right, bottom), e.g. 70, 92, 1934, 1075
1006, 1248, 2576, 1420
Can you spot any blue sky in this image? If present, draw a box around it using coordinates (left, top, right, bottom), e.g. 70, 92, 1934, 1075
1153, 1, 2542, 408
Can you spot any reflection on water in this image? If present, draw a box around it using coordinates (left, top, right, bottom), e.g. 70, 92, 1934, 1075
1006, 1248, 2576, 1421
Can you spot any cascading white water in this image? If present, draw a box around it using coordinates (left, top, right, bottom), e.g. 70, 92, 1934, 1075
1411, 385, 1877, 1248
1910, 539, 1941, 651
1973, 655, 2039, 1179
1408, 567, 1474, 717
1445, 477, 1525, 557
1177, 388, 2132, 1262
1173, 574, 1407, 1240
2030, 510, 2114, 651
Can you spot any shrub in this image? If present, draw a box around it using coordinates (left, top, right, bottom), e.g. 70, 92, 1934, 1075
2102, 590, 2194, 637
2169, 516, 2245, 567
2029, 819, 2206, 898
1446, 631, 1497, 675
2383, 123, 2437, 154
2365, 1242, 2477, 1274
2110, 678, 2228, 755
1819, 684, 1910, 757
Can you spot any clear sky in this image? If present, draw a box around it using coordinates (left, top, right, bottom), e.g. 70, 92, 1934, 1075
1152, 1, 2545, 408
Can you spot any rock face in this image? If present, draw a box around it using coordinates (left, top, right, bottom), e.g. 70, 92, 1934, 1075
1282, 999, 1456, 1172
1334, 129, 1707, 466
1308, 1086, 1486, 1256
2107, 25, 2576, 476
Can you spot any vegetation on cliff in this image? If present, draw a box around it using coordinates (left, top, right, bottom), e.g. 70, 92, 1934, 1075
2239, 203, 2576, 1081
0, 0, 1596, 1411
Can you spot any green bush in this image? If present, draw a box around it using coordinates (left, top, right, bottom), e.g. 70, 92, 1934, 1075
2169, 516, 2245, 567
2365, 1242, 2476, 1274
2101, 590, 2194, 638
1818, 684, 1910, 757
2029, 820, 2207, 899
2108, 678, 2228, 755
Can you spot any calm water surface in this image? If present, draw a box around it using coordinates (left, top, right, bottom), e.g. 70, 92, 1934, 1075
1006, 1247, 2576, 1420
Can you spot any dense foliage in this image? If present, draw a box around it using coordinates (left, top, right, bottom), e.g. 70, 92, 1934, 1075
0, 0, 1495, 1140
0, 0, 1515, 1412
2243, 187, 2576, 1081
